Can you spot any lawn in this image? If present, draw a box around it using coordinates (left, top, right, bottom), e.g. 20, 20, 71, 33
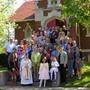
0, 47, 4, 54
0, 67, 8, 72
64, 61, 90, 87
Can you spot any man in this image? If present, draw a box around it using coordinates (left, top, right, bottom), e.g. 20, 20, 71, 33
62, 25, 69, 36
72, 40, 77, 76
4, 39, 16, 55
59, 47, 68, 83
31, 47, 41, 82
20, 54, 33, 85
4, 39, 16, 68
51, 44, 59, 59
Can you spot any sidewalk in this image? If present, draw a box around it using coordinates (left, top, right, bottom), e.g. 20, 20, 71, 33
0, 86, 89, 90
0, 81, 89, 90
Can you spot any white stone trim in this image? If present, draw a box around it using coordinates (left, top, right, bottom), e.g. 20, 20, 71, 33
33, 1, 38, 9
41, 9, 61, 26
35, 9, 43, 21
86, 35, 90, 37
85, 27, 90, 37
81, 49, 90, 52
47, 0, 61, 8
57, 0, 61, 4
15, 19, 35, 22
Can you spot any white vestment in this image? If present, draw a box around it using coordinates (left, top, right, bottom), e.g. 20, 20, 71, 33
20, 58, 33, 85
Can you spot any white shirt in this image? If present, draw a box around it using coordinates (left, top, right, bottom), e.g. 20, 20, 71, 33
4, 42, 16, 53
51, 61, 59, 68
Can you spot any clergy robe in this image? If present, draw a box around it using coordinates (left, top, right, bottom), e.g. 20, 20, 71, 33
20, 57, 33, 85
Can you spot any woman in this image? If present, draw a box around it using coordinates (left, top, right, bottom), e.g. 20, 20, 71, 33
20, 54, 33, 85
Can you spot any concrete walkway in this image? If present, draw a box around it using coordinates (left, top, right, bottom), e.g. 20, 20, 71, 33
0, 81, 89, 90
0, 86, 89, 90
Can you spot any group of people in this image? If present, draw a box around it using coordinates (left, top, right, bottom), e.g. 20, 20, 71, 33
4, 25, 83, 87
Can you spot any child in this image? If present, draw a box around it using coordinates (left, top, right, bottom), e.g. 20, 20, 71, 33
8, 48, 18, 82
39, 57, 49, 87
50, 56, 59, 80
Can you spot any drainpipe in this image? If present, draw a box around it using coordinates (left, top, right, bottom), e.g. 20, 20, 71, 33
76, 23, 81, 48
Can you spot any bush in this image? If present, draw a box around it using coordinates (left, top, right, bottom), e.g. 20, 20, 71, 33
0, 53, 8, 68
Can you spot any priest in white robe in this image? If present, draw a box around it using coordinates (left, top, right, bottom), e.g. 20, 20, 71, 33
20, 54, 33, 85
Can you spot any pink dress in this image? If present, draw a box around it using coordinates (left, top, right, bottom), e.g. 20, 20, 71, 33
39, 63, 49, 80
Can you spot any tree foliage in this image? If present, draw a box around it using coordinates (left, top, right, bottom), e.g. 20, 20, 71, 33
0, 0, 15, 46
60, 0, 90, 28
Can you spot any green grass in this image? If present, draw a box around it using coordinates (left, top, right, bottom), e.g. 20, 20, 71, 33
0, 47, 4, 54
64, 61, 90, 87
0, 66, 8, 72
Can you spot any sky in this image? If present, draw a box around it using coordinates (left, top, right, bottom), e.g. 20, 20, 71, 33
14, 0, 33, 10
14, 0, 25, 10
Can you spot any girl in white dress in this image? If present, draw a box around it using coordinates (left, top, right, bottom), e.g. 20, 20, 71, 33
20, 54, 33, 85
39, 57, 49, 87
50, 56, 59, 80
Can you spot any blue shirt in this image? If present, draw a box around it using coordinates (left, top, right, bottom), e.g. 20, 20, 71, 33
51, 50, 59, 57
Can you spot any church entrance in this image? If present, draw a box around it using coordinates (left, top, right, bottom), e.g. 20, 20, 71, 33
46, 19, 66, 28
46, 18, 77, 40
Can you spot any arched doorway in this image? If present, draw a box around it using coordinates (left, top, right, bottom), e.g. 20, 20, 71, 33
44, 16, 66, 28
44, 16, 77, 40
47, 19, 66, 28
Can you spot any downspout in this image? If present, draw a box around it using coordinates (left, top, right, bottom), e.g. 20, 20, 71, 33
76, 23, 81, 48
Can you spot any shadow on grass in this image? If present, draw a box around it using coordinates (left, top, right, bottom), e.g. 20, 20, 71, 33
82, 71, 90, 78
64, 78, 90, 87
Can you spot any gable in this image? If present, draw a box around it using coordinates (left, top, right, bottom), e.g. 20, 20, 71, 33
10, 1, 35, 21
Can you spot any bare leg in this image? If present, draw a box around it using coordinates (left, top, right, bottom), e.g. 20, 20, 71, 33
44, 80, 46, 87
39, 80, 43, 87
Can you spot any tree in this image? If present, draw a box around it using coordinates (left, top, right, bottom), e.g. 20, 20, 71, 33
0, 0, 16, 47
60, 0, 90, 28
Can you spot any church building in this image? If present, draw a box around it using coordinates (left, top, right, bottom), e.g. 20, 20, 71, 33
11, 0, 90, 61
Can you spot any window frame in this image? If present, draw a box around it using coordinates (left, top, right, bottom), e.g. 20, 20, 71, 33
86, 27, 90, 37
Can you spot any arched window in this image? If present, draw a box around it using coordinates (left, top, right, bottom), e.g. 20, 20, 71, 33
24, 23, 32, 40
